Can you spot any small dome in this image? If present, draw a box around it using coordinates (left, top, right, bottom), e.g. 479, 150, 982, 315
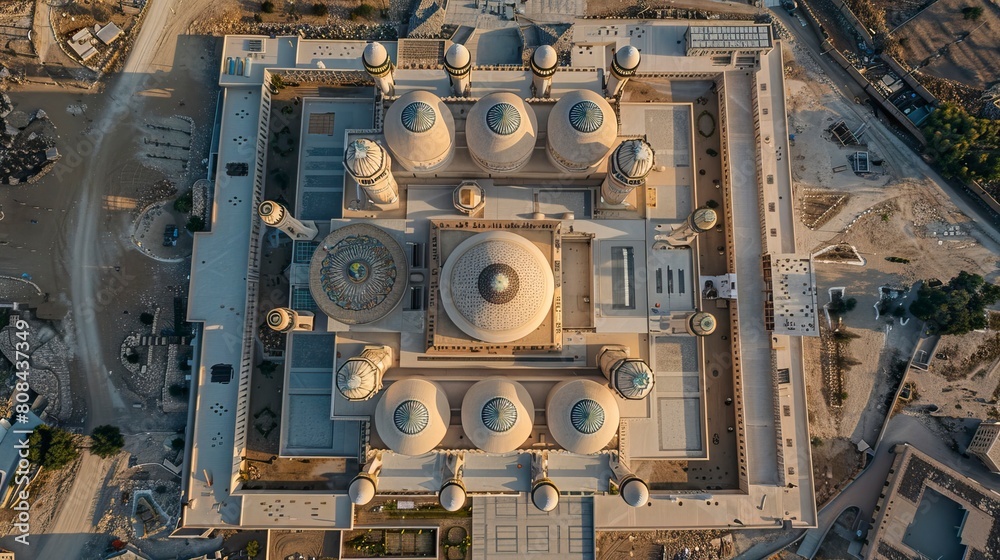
547, 90, 617, 173
374, 378, 449, 455
266, 308, 294, 332
620, 477, 649, 507
384, 90, 456, 172
348, 475, 377, 505
336, 358, 383, 401
531, 480, 560, 512
546, 379, 620, 454
344, 138, 388, 179
531, 45, 558, 73
610, 359, 654, 400
466, 92, 538, 173
461, 377, 534, 453
440, 482, 467, 511
690, 207, 718, 232
439, 231, 554, 343
614, 45, 641, 72
445, 43, 471, 71
612, 139, 655, 180
363, 42, 390, 70
689, 312, 717, 336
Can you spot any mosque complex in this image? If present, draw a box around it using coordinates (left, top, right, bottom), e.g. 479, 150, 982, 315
179, 19, 820, 550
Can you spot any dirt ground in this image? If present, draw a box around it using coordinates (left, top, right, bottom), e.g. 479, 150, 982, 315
780, 30, 1000, 506
895, 0, 1000, 90
597, 530, 736, 560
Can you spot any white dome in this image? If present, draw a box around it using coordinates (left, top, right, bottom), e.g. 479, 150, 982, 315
344, 138, 389, 179
440, 482, 467, 511
547, 90, 617, 173
614, 45, 641, 72
610, 359, 654, 400
348, 475, 377, 505
531, 45, 558, 74
545, 379, 620, 454
466, 92, 538, 173
336, 358, 383, 401
384, 90, 456, 172
612, 139, 654, 180
461, 377, 534, 453
620, 477, 649, 507
364, 42, 389, 68
690, 207, 718, 232
266, 308, 295, 332
531, 480, 559, 512
445, 43, 471, 70
439, 231, 554, 343
374, 378, 450, 455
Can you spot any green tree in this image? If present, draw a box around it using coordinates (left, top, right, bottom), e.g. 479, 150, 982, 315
28, 425, 78, 469
922, 103, 1000, 183
173, 192, 193, 213
312, 2, 329, 16
186, 215, 205, 232
91, 425, 125, 458
139, 312, 154, 326
910, 271, 1000, 334
260, 1, 275, 13
962, 6, 983, 20
246, 540, 261, 558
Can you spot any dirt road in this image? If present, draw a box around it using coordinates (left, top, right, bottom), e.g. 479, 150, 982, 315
67, 0, 219, 431
25, 452, 113, 560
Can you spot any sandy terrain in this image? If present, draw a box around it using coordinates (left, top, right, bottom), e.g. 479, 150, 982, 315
779, 31, 1000, 506
895, 0, 1000, 89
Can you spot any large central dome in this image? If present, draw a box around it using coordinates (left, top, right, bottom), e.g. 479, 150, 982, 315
439, 231, 554, 343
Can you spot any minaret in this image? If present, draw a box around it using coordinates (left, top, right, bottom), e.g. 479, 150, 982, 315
336, 345, 393, 401
601, 138, 654, 205
598, 345, 654, 400
348, 452, 383, 506
444, 43, 472, 97
363, 41, 395, 96
439, 453, 467, 512
606, 45, 641, 97
687, 311, 717, 337
609, 452, 649, 508
530, 452, 559, 512
257, 200, 319, 240
265, 308, 315, 333
343, 138, 399, 210
530, 45, 558, 98
655, 207, 718, 248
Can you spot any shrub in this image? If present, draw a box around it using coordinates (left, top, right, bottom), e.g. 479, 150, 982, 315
173, 192, 193, 213
253, 13, 263, 23
91, 425, 125, 458
125, 351, 141, 364
247, 540, 261, 558
186, 215, 205, 232
29, 425, 78, 469
171, 437, 185, 451
910, 271, 1000, 334
312, 3, 329, 15
168, 384, 189, 399
962, 6, 983, 20
350, 4, 376, 20
810, 436, 823, 446
261, 1, 275, 13
139, 312, 154, 326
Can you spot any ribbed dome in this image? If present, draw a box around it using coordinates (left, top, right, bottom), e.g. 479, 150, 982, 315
690, 207, 718, 232
364, 42, 389, 67
348, 475, 377, 505
384, 90, 456, 172
440, 482, 467, 512
614, 45, 641, 72
461, 377, 534, 453
344, 138, 388, 179
466, 92, 538, 173
336, 358, 383, 401
610, 359, 654, 400
532, 45, 558, 72
620, 477, 649, 507
612, 139, 655, 180
689, 311, 717, 336
546, 379, 620, 454
266, 308, 295, 332
309, 224, 408, 325
445, 43, 471, 70
547, 90, 617, 173
258, 200, 286, 225
531, 480, 559, 512
439, 231, 554, 343
374, 378, 449, 455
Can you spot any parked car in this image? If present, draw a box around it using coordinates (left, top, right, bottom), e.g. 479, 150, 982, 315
163, 224, 179, 246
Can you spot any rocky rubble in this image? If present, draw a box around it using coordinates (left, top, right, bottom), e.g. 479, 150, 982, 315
0, 92, 61, 185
